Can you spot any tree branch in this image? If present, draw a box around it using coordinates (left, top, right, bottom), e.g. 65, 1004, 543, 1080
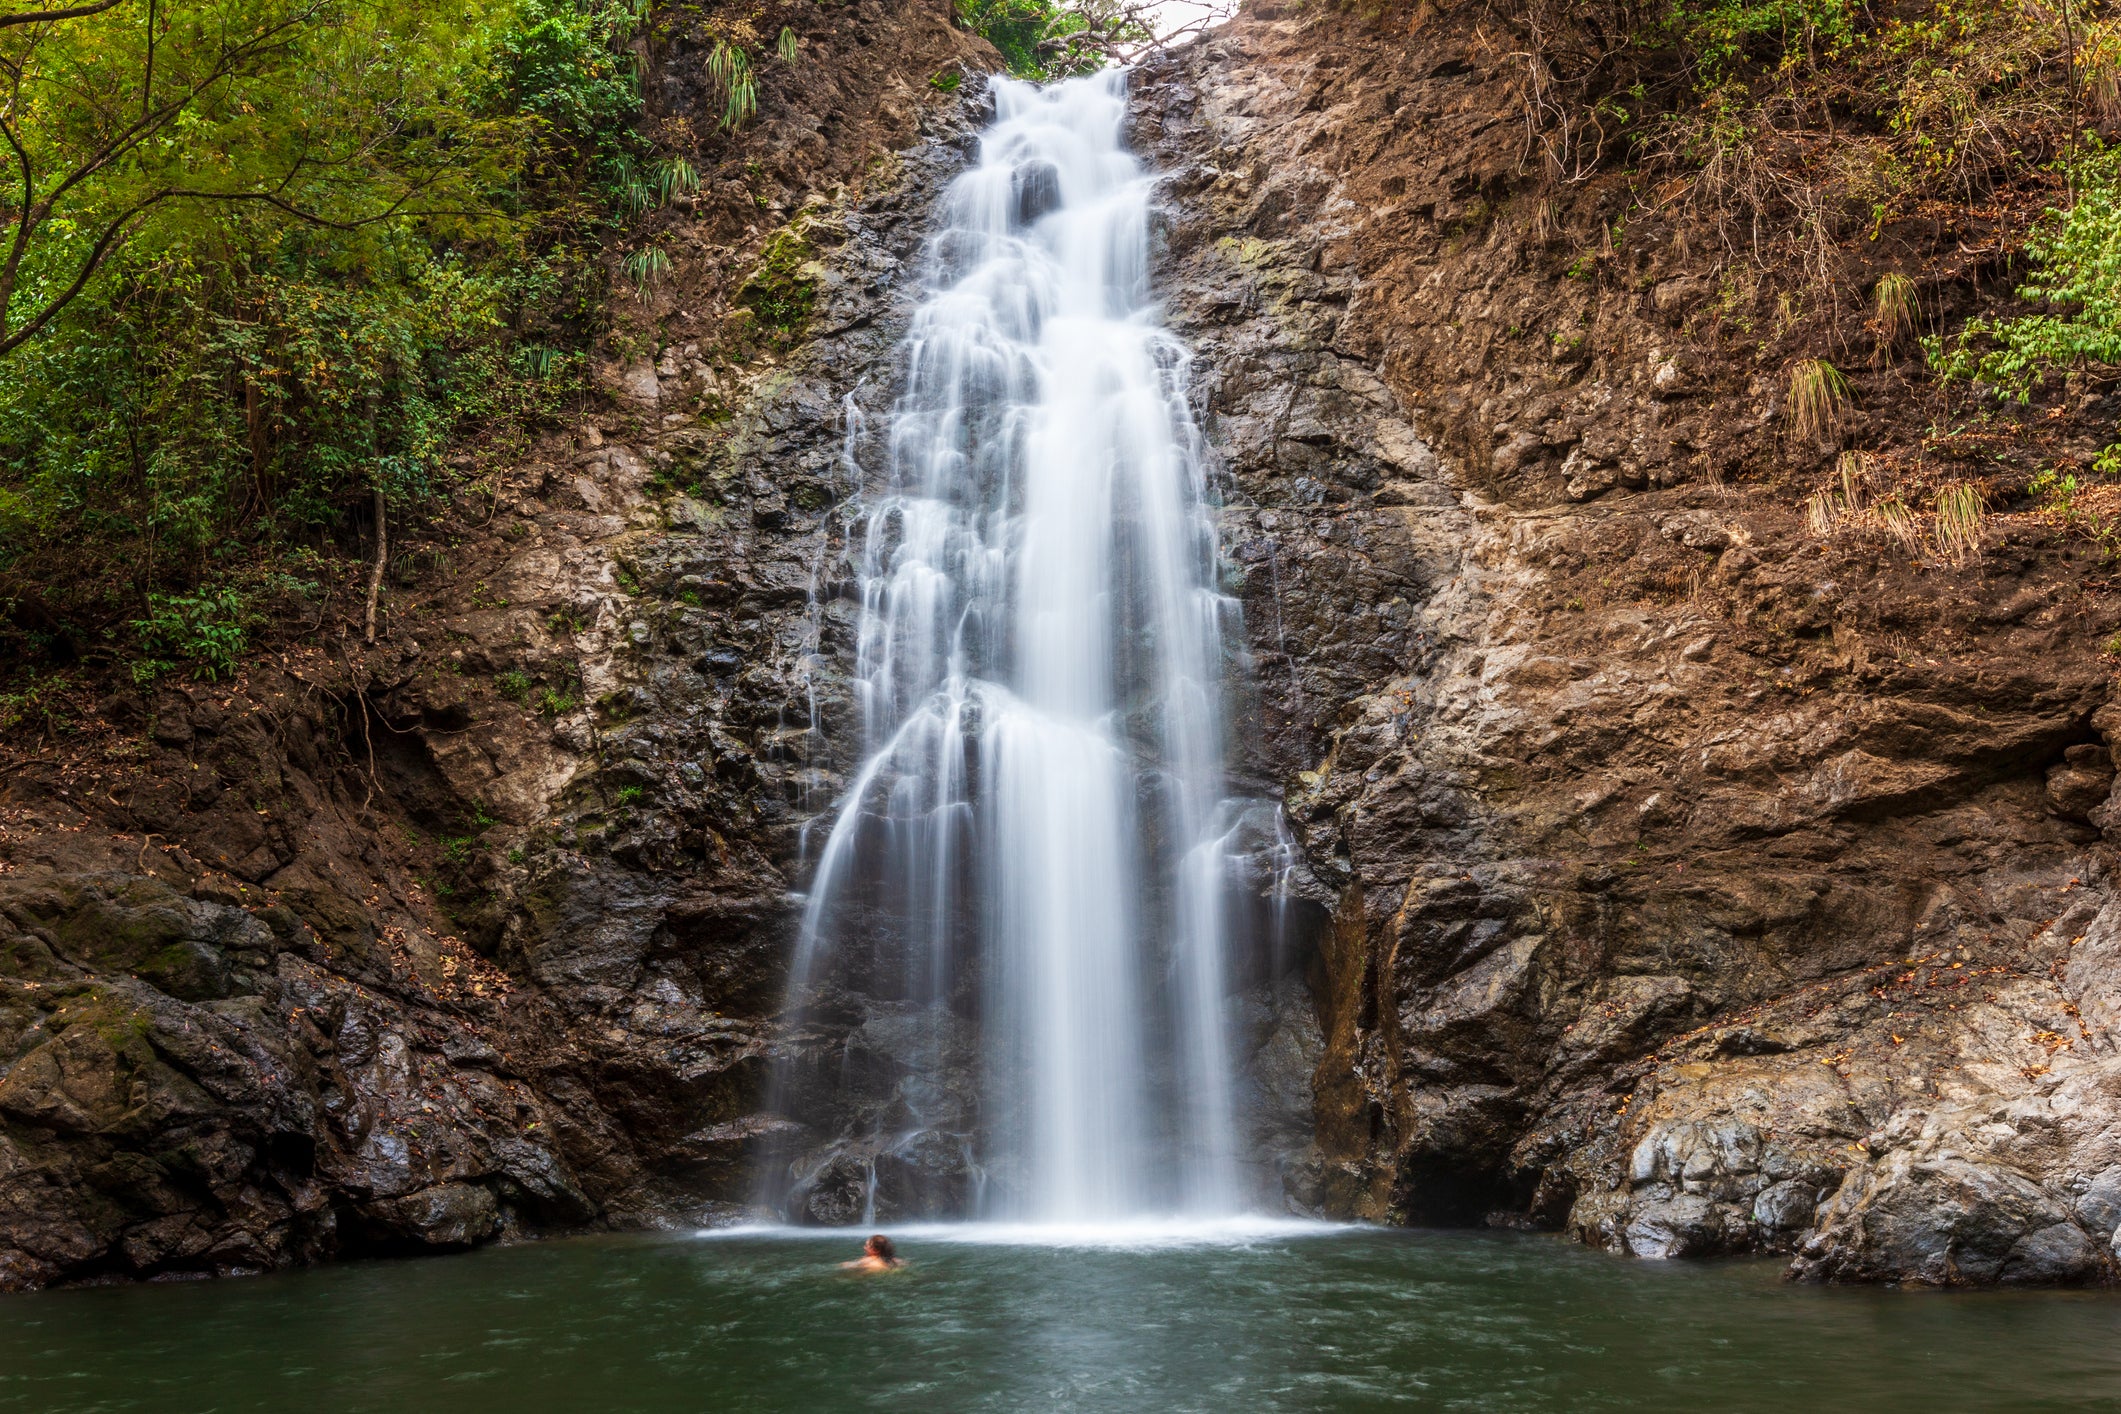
363, 484, 385, 645
0, 0, 123, 31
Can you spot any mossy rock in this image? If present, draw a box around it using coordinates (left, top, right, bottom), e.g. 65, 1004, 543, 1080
32, 879, 235, 1002
737, 226, 822, 348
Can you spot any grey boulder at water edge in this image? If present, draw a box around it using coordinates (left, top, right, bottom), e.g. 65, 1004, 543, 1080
10, 0, 2121, 1307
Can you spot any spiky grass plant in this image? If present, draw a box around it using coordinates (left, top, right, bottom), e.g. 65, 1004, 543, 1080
1787, 358, 1852, 446
1933, 481, 1986, 563
613, 158, 656, 215
653, 156, 699, 204
776, 25, 799, 61
624, 246, 672, 299
1875, 495, 1921, 551
1871, 273, 1919, 356
708, 41, 756, 131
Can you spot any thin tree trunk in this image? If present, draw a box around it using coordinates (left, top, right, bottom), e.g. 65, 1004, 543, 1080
364, 484, 386, 645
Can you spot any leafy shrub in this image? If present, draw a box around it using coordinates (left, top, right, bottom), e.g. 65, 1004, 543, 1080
1928, 141, 2121, 398
954, 0, 1146, 78
1676, 0, 1859, 88
0, 672, 71, 734
134, 588, 256, 682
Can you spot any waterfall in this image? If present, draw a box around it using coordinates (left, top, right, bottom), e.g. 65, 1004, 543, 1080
778, 69, 1250, 1224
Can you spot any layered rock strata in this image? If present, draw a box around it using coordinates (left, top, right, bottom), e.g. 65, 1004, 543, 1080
1138, 8, 2121, 1284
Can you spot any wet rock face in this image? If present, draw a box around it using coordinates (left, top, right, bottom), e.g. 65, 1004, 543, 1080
1137, 13, 2121, 1283
691, 79, 1327, 1219
0, 868, 592, 1288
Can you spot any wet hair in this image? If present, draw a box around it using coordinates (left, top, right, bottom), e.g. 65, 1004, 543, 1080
865, 1234, 897, 1262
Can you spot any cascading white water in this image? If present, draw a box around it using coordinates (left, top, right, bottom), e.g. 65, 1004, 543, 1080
785, 69, 1247, 1223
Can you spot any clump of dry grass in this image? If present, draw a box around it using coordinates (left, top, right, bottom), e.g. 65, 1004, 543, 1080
1787, 358, 1852, 446
1804, 489, 1837, 536
1870, 273, 1920, 359
1875, 494, 1922, 551
1804, 452, 1925, 553
1933, 481, 1986, 563
1807, 450, 1868, 532
1837, 450, 1867, 507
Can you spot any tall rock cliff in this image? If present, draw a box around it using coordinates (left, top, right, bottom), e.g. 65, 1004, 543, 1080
1139, 5, 2121, 1284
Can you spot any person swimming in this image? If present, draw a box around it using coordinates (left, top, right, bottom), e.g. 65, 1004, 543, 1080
840, 1234, 904, 1272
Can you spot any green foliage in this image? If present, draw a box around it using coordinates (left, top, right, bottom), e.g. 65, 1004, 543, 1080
0, 671, 71, 734
614, 783, 642, 804
496, 669, 533, 701
134, 587, 256, 682
0, 0, 647, 671
1520, 0, 2091, 246
493, 0, 646, 193
775, 25, 798, 61
1928, 142, 2121, 398
536, 686, 577, 715
954, 0, 1144, 79
706, 39, 756, 131
1670, 0, 1858, 88
2029, 465, 2083, 516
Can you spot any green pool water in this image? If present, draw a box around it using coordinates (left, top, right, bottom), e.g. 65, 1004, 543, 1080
2, 1221, 2118, 1412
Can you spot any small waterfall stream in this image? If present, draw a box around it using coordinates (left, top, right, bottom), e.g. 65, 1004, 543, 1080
777, 70, 1255, 1224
